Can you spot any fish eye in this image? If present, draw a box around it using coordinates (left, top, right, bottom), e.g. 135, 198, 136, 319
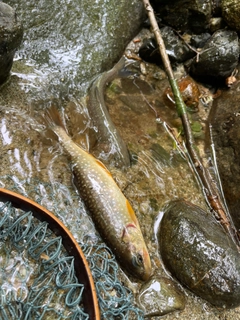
132, 253, 144, 267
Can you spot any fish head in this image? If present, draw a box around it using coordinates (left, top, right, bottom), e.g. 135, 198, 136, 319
122, 224, 152, 281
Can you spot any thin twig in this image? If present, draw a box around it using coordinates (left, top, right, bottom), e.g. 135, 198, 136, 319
142, 0, 240, 248
172, 29, 201, 62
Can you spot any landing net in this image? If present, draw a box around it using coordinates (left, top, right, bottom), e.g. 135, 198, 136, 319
0, 175, 144, 319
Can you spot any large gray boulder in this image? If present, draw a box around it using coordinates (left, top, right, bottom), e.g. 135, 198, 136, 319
7, 0, 144, 94
0, 2, 23, 84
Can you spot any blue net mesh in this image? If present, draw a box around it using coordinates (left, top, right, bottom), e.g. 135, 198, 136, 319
0, 201, 88, 320
0, 175, 144, 319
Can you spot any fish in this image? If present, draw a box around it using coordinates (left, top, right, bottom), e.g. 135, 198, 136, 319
44, 107, 152, 281
87, 56, 131, 168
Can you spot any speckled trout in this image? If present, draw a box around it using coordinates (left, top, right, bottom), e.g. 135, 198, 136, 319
45, 107, 152, 281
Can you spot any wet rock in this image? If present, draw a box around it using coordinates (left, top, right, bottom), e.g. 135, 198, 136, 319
150, 143, 180, 167
151, 0, 212, 33
139, 37, 160, 65
210, 83, 240, 232
190, 29, 239, 80
209, 17, 225, 33
0, 2, 23, 84
137, 276, 186, 317
222, 0, 240, 33
190, 33, 211, 49
7, 0, 144, 95
158, 200, 240, 308
139, 27, 195, 65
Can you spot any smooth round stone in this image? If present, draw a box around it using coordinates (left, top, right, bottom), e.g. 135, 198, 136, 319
158, 200, 240, 308
137, 276, 186, 316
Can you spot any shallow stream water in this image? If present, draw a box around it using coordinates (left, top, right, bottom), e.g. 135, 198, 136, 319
0, 1, 240, 319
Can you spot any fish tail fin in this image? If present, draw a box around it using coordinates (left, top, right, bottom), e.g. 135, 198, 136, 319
45, 106, 65, 129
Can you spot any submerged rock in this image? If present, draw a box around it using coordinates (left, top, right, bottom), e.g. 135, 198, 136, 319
137, 276, 186, 317
190, 33, 211, 49
150, 143, 179, 167
0, 2, 23, 84
190, 29, 239, 80
158, 200, 240, 308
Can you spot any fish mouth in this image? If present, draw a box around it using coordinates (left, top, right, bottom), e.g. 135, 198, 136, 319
134, 263, 152, 282
141, 268, 151, 281
141, 267, 152, 281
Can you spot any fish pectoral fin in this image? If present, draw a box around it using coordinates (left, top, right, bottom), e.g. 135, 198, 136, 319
121, 223, 137, 243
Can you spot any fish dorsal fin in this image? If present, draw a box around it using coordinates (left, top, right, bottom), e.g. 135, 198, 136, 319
92, 156, 113, 178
